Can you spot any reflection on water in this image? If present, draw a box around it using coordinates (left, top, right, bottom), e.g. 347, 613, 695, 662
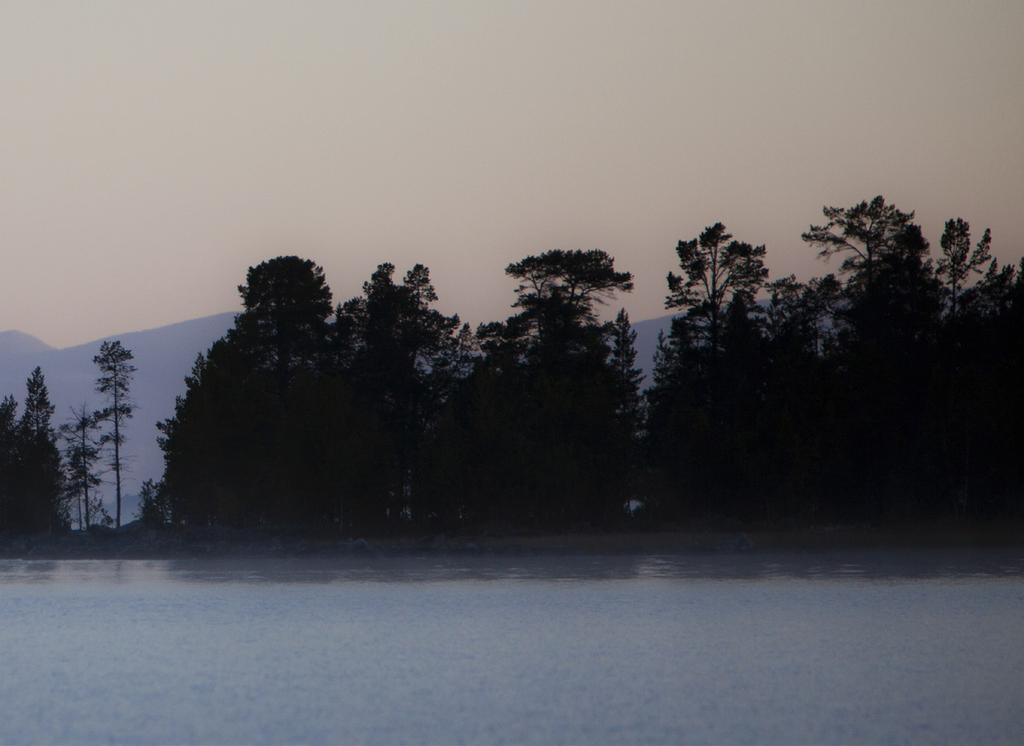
2, 548, 1023, 585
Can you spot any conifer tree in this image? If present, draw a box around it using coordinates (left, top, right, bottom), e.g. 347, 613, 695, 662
0, 395, 18, 530
938, 219, 992, 319
503, 249, 634, 370
666, 222, 767, 359
335, 262, 465, 527
59, 404, 105, 530
17, 368, 65, 532
234, 255, 333, 394
94, 340, 136, 528
608, 308, 643, 428
801, 195, 916, 294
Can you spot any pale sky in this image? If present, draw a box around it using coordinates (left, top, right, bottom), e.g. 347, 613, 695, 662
1, 0, 1022, 347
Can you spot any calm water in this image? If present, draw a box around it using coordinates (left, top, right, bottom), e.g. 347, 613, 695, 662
0, 552, 1022, 745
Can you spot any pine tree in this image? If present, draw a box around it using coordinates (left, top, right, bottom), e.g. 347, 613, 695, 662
607, 308, 643, 428
504, 249, 634, 371
666, 222, 768, 359
801, 195, 916, 294
17, 368, 65, 533
938, 219, 992, 319
0, 395, 19, 530
94, 340, 136, 528
59, 404, 105, 530
335, 262, 466, 528
234, 255, 333, 394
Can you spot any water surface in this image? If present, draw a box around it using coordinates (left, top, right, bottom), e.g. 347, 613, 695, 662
1, 551, 1022, 744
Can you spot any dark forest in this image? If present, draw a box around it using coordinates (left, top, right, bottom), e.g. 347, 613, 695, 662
2, 195, 1022, 536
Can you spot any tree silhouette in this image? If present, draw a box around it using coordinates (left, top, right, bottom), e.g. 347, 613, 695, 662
17, 368, 65, 533
608, 308, 643, 428
142, 209, 1024, 537
801, 196, 916, 293
0, 395, 19, 531
507, 249, 634, 322
136, 478, 171, 528
434, 248, 638, 529
94, 340, 136, 528
335, 262, 465, 528
666, 222, 767, 358
234, 256, 334, 394
938, 219, 992, 319
492, 249, 634, 376
59, 404, 105, 530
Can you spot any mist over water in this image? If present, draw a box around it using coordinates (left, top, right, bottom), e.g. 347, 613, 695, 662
1, 552, 1022, 745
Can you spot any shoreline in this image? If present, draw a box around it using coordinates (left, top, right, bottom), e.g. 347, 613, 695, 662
1, 523, 1022, 560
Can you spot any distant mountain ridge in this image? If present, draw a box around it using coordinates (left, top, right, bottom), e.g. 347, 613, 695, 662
0, 309, 675, 518
0, 330, 55, 358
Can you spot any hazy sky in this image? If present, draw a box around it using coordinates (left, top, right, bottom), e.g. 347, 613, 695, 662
1, 0, 1022, 347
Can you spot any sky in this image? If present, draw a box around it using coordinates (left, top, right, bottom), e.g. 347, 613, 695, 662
1, 0, 1022, 347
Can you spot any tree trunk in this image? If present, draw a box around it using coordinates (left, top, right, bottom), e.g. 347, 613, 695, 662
113, 383, 122, 528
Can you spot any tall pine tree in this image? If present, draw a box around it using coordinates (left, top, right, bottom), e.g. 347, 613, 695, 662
94, 341, 136, 528
17, 368, 65, 533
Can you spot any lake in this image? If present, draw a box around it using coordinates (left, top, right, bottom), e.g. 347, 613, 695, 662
1, 551, 1022, 744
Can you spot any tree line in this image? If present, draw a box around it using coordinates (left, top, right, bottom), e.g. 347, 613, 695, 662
3, 194, 1022, 536
0, 342, 135, 533
148, 195, 1023, 534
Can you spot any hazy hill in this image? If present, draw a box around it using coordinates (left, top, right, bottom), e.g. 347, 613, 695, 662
0, 313, 236, 519
0, 330, 55, 359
